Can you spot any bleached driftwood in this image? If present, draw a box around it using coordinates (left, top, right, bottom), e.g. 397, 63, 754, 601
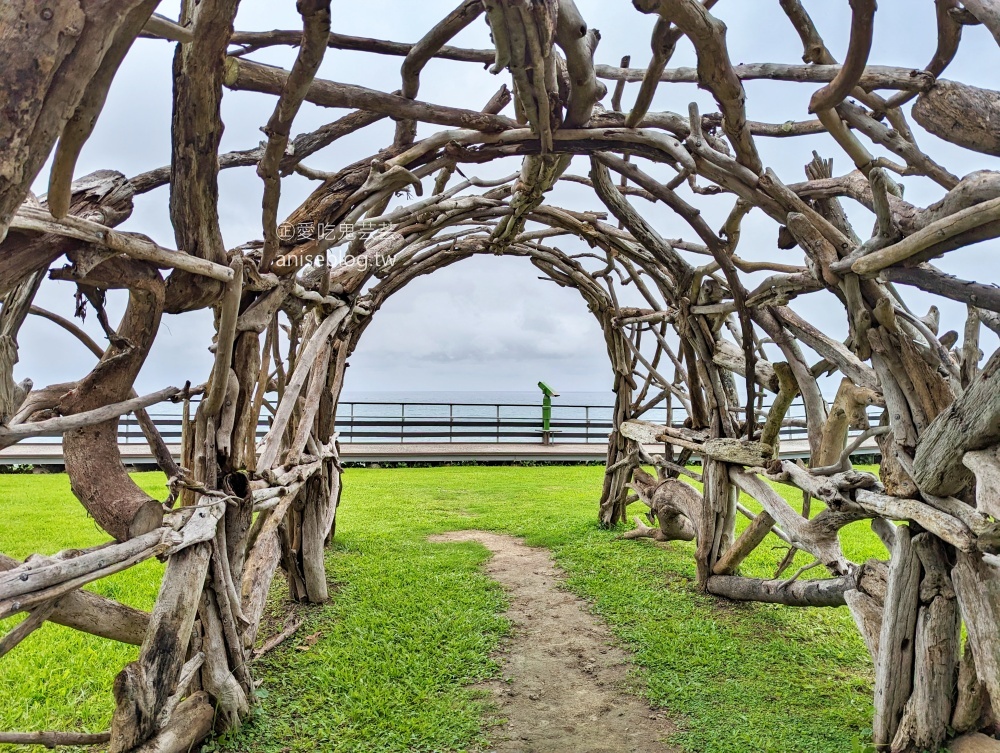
2, 1, 1000, 749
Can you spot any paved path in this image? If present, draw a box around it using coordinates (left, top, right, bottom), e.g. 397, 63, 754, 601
0, 439, 878, 465
0, 438, 877, 465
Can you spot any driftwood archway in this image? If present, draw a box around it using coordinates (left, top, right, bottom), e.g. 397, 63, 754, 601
3, 0, 1000, 750
330, 223, 695, 528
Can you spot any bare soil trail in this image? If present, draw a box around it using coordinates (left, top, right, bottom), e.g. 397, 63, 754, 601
428, 531, 678, 753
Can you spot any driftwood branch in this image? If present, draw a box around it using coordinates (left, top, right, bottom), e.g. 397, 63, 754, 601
3, 1, 1000, 749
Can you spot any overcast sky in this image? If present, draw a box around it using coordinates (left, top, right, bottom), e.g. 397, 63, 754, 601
16, 0, 1000, 401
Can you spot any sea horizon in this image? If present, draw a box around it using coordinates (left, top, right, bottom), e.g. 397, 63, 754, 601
339, 389, 617, 406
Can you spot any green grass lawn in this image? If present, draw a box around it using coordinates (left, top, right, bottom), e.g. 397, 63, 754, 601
0, 473, 167, 747
0, 466, 885, 753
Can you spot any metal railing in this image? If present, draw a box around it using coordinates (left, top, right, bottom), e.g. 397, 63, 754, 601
332, 402, 616, 444
109, 398, 873, 446
117, 402, 620, 445
15, 397, 881, 448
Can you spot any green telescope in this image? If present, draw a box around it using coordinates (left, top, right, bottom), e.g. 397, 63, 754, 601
538, 381, 559, 441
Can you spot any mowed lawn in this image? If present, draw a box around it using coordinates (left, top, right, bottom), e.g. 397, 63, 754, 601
0, 466, 886, 753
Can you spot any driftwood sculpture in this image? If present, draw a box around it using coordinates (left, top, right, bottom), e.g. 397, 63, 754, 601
3, 0, 1000, 750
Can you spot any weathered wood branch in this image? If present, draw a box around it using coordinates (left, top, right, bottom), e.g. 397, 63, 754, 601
852, 196, 1000, 276
0, 170, 135, 297
913, 349, 1000, 495
914, 80, 1000, 156
892, 534, 960, 753
808, 0, 877, 113
45, 0, 160, 219
0, 730, 111, 748
396, 0, 484, 144
952, 551, 1000, 723
258, 0, 332, 271
881, 264, 1000, 315
109, 536, 214, 752
163, 0, 240, 313
0, 553, 149, 643
0, 530, 169, 620
772, 306, 879, 391
730, 466, 850, 574
257, 309, 347, 470
706, 574, 854, 606
10, 207, 234, 282
0, 0, 155, 242
873, 524, 920, 748
225, 57, 517, 133
226, 28, 939, 89
0, 386, 181, 448
712, 509, 777, 575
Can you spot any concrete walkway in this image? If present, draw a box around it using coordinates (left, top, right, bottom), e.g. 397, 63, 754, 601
0, 437, 877, 465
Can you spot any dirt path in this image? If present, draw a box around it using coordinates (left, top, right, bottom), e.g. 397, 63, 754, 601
428, 531, 677, 753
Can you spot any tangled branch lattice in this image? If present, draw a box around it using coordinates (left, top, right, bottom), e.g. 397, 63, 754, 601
3, 1, 1000, 750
